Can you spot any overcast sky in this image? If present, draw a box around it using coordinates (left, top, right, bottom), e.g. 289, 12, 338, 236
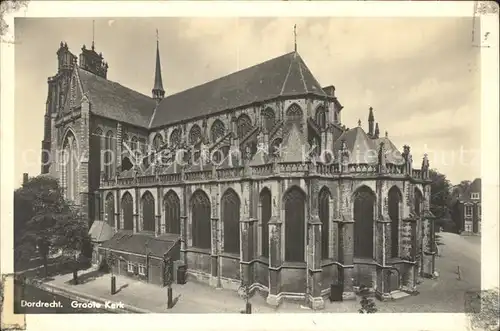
14, 17, 480, 185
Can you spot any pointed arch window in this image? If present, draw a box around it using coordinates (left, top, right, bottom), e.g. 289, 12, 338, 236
388, 186, 402, 258
91, 127, 103, 189
104, 131, 115, 179
286, 103, 303, 121
315, 106, 327, 129
260, 188, 272, 258
237, 114, 253, 139
284, 186, 306, 262
318, 187, 331, 259
189, 124, 202, 145
222, 189, 241, 254
141, 191, 155, 232
262, 107, 276, 133
353, 186, 376, 259
164, 190, 180, 234
153, 133, 164, 151
210, 119, 225, 143
170, 128, 181, 146
105, 193, 115, 228
122, 192, 134, 230
414, 188, 423, 217
191, 190, 211, 250
62, 131, 78, 203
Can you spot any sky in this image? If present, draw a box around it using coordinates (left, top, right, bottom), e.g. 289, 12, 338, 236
14, 17, 481, 186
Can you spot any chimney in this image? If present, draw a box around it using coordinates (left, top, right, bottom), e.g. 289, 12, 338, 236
23, 173, 29, 185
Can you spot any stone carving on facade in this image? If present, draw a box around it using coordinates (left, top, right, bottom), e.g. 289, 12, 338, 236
378, 141, 386, 173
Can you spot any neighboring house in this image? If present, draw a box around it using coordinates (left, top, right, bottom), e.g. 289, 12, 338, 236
88, 219, 114, 266
40, 36, 436, 308
450, 178, 481, 235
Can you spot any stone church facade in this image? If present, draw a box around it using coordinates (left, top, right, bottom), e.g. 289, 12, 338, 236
41, 38, 437, 309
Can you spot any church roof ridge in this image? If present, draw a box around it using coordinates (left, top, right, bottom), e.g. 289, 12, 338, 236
148, 51, 329, 128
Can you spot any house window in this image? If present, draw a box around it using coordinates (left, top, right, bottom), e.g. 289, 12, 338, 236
465, 222, 473, 232
465, 205, 473, 217
471, 193, 480, 200
127, 262, 134, 273
138, 264, 146, 276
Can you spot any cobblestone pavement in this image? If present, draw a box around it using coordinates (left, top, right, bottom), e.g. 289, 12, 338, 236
40, 232, 480, 313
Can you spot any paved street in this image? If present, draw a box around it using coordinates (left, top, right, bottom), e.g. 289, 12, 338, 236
25, 232, 480, 314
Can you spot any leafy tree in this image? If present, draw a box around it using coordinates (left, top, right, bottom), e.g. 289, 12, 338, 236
14, 175, 91, 276
429, 169, 452, 221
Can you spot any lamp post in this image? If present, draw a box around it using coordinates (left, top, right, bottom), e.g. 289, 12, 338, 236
106, 250, 117, 295
238, 282, 252, 314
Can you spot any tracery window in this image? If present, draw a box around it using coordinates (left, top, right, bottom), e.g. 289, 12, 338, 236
284, 186, 306, 262
170, 128, 181, 146
189, 124, 202, 145
164, 190, 180, 234
105, 193, 115, 228
210, 119, 225, 143
191, 190, 211, 249
269, 138, 283, 158
353, 186, 375, 259
286, 103, 303, 121
388, 186, 402, 258
318, 187, 331, 259
222, 189, 241, 254
141, 191, 155, 232
260, 188, 271, 258
122, 192, 134, 230
262, 107, 276, 133
153, 133, 164, 151
315, 106, 327, 129
104, 131, 115, 179
237, 114, 253, 139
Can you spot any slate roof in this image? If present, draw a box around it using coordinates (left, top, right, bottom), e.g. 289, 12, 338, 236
149, 52, 328, 128
88, 220, 114, 243
373, 136, 405, 165
333, 126, 378, 164
100, 231, 181, 259
78, 68, 157, 128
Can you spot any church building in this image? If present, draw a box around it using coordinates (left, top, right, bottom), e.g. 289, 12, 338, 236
40, 34, 437, 309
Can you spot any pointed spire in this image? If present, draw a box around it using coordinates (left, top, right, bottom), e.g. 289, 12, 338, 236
368, 106, 375, 137
385, 131, 388, 138
374, 122, 380, 138
152, 29, 165, 103
358, 119, 361, 127
294, 24, 297, 53
92, 20, 95, 50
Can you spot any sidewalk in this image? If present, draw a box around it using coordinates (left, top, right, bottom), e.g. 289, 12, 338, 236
40, 268, 359, 313
32, 234, 480, 314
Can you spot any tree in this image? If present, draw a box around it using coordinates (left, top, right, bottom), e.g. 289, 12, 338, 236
429, 169, 452, 221
14, 175, 90, 276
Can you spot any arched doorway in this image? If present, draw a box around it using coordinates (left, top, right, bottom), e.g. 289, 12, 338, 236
284, 186, 306, 262
353, 186, 376, 259
191, 190, 211, 249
